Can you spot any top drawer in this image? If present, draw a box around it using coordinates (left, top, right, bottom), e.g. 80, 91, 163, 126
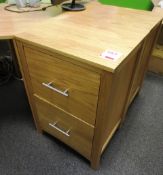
24, 46, 100, 125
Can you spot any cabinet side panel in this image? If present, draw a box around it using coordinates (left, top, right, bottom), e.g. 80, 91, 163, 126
91, 71, 113, 169
101, 53, 138, 151
139, 23, 162, 86
128, 23, 162, 106
91, 51, 138, 169
13, 40, 41, 132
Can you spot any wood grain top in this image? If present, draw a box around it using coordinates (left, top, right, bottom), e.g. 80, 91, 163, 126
15, 1, 162, 72
0, 3, 63, 39
13, 1, 163, 71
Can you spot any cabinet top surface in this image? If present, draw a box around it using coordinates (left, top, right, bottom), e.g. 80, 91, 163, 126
15, 1, 162, 72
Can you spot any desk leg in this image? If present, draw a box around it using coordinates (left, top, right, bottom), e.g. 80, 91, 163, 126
8, 40, 22, 79
91, 154, 101, 170
14, 40, 42, 133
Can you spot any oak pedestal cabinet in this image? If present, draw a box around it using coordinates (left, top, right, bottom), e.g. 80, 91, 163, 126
14, 1, 162, 169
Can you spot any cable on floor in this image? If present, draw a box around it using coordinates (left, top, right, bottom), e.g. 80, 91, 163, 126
0, 56, 13, 86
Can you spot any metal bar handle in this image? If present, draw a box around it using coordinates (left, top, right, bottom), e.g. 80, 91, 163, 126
49, 122, 70, 137
42, 82, 69, 97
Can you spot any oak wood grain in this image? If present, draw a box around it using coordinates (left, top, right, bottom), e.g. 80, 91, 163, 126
15, 1, 162, 72
23, 46, 100, 126
14, 40, 42, 132
34, 94, 94, 159
13, 1, 162, 170
0, 3, 63, 39
91, 48, 138, 169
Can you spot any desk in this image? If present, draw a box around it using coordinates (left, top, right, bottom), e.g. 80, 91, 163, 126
0, 3, 63, 39
1, 0, 162, 169
0, 3, 63, 77
14, 1, 162, 169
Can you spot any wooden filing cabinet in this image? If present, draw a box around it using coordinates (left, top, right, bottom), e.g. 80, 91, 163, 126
13, 1, 162, 169
15, 26, 158, 169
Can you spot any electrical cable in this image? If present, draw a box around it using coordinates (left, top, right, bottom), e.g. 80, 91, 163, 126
0, 56, 13, 86
4, 3, 53, 13
3, 2, 57, 84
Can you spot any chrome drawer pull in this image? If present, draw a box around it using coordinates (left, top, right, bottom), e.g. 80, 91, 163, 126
49, 122, 70, 137
42, 82, 69, 97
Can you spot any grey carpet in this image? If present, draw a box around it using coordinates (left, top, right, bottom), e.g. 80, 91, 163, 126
0, 72, 163, 175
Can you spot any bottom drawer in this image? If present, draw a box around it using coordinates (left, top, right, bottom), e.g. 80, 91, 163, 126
34, 95, 94, 159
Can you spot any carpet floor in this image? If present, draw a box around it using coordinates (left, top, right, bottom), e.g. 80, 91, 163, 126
0, 72, 163, 175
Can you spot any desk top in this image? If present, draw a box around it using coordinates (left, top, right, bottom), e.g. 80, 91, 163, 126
15, 1, 162, 72
0, 3, 63, 39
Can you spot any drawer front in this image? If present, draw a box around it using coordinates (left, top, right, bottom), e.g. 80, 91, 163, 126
24, 47, 100, 125
34, 95, 94, 160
